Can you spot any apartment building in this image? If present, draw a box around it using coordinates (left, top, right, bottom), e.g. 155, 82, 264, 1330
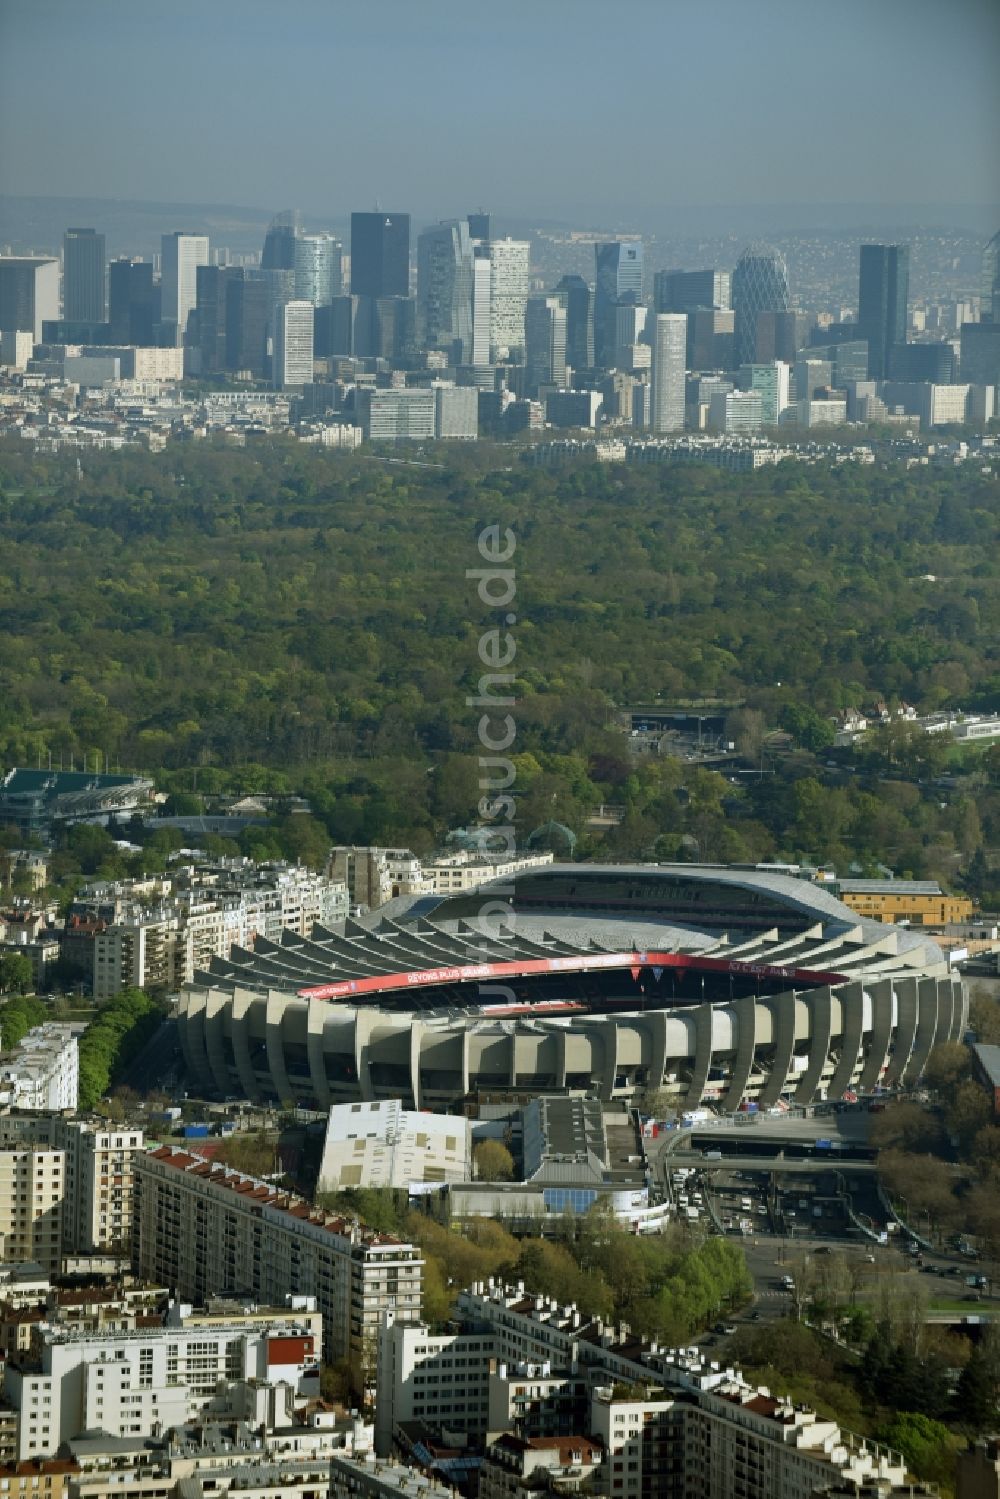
93, 910, 182, 1000
420, 851, 554, 897
327, 848, 426, 910
480, 1433, 603, 1499
0, 1026, 79, 1112
330, 1453, 456, 1499
85, 861, 349, 998
0, 1150, 64, 1273
0, 1461, 79, 1499
133, 1147, 423, 1388
0, 1114, 144, 1256
0, 1277, 171, 1363
4, 1310, 320, 1460
378, 1282, 913, 1499
375, 1314, 497, 1456
63, 1409, 374, 1499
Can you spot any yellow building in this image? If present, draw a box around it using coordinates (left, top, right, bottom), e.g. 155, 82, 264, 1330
0, 1459, 80, 1499
836, 879, 973, 927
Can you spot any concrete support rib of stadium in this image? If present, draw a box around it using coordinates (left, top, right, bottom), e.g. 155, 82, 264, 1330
176, 864, 965, 1113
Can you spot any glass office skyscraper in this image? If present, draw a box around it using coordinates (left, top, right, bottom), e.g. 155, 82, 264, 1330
294, 233, 343, 304
350, 212, 411, 299
594, 240, 643, 368
63, 228, 106, 322
858, 243, 909, 380
732, 244, 790, 368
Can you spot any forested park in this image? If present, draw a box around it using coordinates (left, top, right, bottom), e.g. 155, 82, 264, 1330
0, 437, 997, 902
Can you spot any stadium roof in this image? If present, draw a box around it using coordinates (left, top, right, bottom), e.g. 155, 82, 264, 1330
196, 864, 945, 1011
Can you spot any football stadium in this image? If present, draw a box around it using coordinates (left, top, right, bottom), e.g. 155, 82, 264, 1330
176, 864, 965, 1111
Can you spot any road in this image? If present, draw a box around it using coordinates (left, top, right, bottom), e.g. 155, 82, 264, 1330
648, 1115, 999, 1336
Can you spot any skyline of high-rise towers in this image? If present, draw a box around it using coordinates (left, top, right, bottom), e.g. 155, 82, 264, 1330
8, 193, 996, 434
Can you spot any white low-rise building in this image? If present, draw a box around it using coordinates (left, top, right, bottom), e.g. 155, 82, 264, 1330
317, 1099, 472, 1193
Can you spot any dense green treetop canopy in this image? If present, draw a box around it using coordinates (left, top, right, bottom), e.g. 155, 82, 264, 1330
0, 439, 997, 884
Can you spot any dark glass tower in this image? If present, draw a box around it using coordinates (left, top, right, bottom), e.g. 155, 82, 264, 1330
224, 270, 272, 377
858, 244, 909, 381
108, 259, 154, 345
593, 241, 643, 368
553, 274, 594, 373
467, 210, 491, 241
350, 212, 411, 298
195, 264, 232, 373
63, 228, 106, 321
261, 211, 300, 271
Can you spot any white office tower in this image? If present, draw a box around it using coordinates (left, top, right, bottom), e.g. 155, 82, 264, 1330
525, 295, 568, 393
294, 232, 343, 304
650, 313, 687, 433
488, 238, 530, 361
471, 246, 492, 366
417, 220, 474, 361
273, 300, 314, 387
160, 232, 209, 337
614, 299, 648, 370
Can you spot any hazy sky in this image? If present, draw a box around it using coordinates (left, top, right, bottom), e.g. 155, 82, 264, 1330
1, 0, 998, 222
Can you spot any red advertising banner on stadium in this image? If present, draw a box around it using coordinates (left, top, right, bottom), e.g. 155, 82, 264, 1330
297, 950, 848, 1001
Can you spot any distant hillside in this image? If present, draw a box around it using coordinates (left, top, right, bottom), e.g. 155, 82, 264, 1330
1, 192, 995, 260
0, 194, 343, 258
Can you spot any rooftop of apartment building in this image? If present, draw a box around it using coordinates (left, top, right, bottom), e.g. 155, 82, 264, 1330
144, 1146, 419, 1256
64, 1408, 372, 1466
458, 1279, 907, 1481
487, 1432, 603, 1466
834, 878, 945, 896
0, 1460, 81, 1478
